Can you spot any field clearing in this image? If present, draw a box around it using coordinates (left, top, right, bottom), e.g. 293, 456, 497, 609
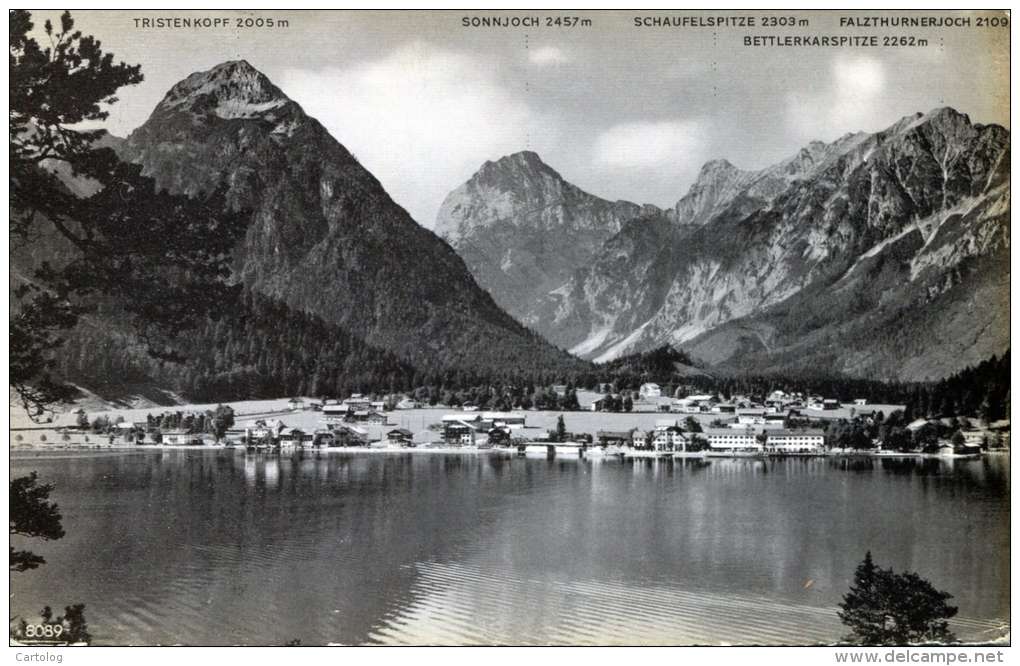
228, 407, 725, 442
21, 394, 905, 444
310, 409, 724, 441
11, 396, 308, 429
68, 396, 726, 442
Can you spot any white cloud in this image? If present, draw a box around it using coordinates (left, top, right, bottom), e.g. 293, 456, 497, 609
280, 41, 547, 226
834, 56, 885, 97
786, 55, 890, 142
529, 46, 569, 65
593, 119, 708, 169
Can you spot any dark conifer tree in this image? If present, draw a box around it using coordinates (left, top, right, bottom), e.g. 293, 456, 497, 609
10, 10, 245, 418
839, 552, 958, 645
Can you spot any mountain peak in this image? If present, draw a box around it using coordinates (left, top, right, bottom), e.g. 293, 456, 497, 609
914, 106, 975, 134
484, 150, 553, 172
471, 150, 567, 189
434, 146, 651, 324
673, 158, 759, 227
214, 59, 257, 73
503, 149, 544, 164
697, 158, 740, 177
689, 158, 756, 191
156, 59, 291, 119
882, 106, 976, 139
923, 106, 968, 123
121, 60, 579, 379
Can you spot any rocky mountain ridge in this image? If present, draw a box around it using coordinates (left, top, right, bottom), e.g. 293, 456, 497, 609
116, 60, 585, 377
435, 150, 659, 327
443, 107, 1010, 380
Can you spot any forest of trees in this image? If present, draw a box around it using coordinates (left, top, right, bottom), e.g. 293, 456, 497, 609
54, 289, 602, 406
85, 406, 236, 443
592, 345, 919, 407
55, 302, 1009, 427
598, 346, 1010, 424
409, 384, 582, 412
902, 351, 1010, 423
57, 290, 419, 402
595, 345, 698, 386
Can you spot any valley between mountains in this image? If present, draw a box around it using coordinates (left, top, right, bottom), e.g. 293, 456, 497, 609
437, 107, 1009, 381
19, 60, 1009, 408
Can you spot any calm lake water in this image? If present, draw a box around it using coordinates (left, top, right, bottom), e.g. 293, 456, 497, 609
9, 450, 1009, 646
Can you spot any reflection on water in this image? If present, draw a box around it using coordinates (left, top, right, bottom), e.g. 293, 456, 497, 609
9, 451, 1009, 646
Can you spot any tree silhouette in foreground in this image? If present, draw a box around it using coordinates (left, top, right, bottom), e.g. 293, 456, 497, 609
10, 10, 245, 419
838, 552, 958, 645
9, 472, 65, 572
10, 472, 92, 645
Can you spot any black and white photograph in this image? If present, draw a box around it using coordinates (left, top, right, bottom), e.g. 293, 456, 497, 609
7, 7, 1012, 654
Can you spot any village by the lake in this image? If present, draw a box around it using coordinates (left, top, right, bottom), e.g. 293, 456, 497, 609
8, 8, 1011, 650
10, 380, 1011, 646
13, 382, 1010, 461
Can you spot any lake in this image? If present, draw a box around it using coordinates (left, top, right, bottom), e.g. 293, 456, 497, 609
9, 450, 1009, 645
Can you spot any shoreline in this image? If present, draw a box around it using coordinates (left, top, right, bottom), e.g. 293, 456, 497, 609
11, 443, 1008, 459
10, 443, 516, 455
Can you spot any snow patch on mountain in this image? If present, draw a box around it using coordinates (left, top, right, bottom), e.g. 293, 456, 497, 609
523, 107, 1009, 377
593, 319, 654, 363
569, 324, 615, 358
215, 98, 286, 119
155, 60, 291, 122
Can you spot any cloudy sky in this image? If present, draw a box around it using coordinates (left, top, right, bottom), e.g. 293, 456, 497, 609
36, 10, 1009, 227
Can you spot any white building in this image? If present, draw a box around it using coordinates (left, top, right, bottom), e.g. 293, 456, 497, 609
736, 409, 767, 426
764, 429, 825, 453
960, 430, 986, 447
162, 429, 200, 445
652, 419, 689, 452
676, 394, 713, 412
639, 383, 662, 399
340, 395, 372, 411
704, 428, 762, 452
444, 424, 476, 447
278, 427, 310, 448
322, 404, 350, 423
481, 412, 527, 429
